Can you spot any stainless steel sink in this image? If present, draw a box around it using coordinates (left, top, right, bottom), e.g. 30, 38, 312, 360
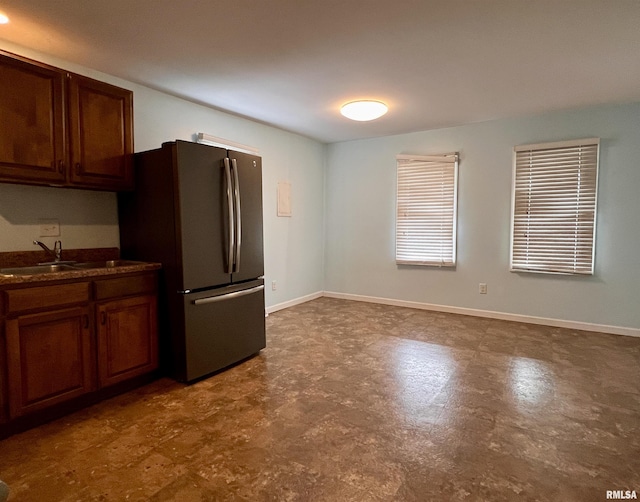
0, 260, 145, 276
0, 264, 78, 275
71, 260, 145, 269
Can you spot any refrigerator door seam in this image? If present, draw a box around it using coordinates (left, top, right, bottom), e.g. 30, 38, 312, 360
192, 284, 264, 305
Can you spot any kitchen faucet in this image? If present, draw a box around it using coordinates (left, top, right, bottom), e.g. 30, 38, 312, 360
33, 239, 63, 263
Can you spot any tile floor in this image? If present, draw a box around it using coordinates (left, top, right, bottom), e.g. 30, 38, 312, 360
0, 297, 639, 501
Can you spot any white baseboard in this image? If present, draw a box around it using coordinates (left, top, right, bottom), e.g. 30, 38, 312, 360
266, 291, 324, 315
322, 291, 640, 338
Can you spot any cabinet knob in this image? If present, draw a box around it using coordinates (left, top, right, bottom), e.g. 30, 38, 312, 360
83, 314, 89, 329
100, 312, 106, 325
58, 160, 64, 173
75, 162, 81, 174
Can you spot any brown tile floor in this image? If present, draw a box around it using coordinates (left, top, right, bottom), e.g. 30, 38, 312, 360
1, 297, 639, 501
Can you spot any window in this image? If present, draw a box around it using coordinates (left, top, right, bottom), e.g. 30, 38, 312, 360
511, 138, 599, 275
396, 153, 459, 266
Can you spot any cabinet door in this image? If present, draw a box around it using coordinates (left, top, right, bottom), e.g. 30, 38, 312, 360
97, 295, 158, 388
0, 53, 67, 185
6, 307, 93, 418
67, 74, 134, 190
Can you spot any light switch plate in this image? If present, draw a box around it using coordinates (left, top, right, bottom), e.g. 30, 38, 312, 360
39, 219, 60, 237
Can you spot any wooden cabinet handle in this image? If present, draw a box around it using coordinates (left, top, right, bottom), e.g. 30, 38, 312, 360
58, 160, 64, 173
75, 162, 81, 174
83, 314, 89, 329
100, 312, 106, 325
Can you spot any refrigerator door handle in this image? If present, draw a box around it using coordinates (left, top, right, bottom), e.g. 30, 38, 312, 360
192, 285, 264, 305
223, 158, 235, 274
231, 158, 242, 273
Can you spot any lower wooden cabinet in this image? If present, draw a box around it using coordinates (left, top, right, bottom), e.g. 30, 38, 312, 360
0, 272, 159, 428
97, 295, 157, 388
6, 306, 93, 417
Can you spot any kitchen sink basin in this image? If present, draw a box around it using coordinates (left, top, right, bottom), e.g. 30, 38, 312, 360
71, 260, 145, 269
0, 264, 78, 275
0, 260, 146, 276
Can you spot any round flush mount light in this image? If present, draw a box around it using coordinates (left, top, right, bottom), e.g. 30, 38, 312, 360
0, 11, 9, 24
340, 100, 388, 121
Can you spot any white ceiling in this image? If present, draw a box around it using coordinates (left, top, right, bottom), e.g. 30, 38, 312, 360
1, 0, 639, 143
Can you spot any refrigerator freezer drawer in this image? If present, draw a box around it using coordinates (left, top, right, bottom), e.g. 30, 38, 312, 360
182, 281, 266, 382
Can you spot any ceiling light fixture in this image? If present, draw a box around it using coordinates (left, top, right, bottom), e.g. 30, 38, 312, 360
0, 11, 9, 24
340, 100, 388, 121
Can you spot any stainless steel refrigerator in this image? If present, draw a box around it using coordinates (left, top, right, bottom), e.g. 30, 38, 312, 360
118, 140, 265, 382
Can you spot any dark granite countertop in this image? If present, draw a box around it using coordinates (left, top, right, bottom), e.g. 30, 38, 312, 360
0, 261, 162, 286
0, 248, 161, 286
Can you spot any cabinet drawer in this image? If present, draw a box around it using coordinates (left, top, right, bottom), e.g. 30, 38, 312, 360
94, 273, 156, 301
5, 282, 90, 315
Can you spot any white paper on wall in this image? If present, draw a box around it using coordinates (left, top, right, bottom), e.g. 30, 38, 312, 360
277, 181, 292, 217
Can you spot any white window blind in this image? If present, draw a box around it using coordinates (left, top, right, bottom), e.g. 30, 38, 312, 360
396, 153, 459, 266
511, 138, 599, 275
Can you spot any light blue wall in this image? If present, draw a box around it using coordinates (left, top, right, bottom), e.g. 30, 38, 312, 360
325, 103, 640, 329
3, 39, 639, 329
0, 41, 326, 309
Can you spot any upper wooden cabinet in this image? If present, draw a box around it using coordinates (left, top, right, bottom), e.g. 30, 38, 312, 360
0, 55, 67, 185
68, 75, 134, 190
0, 51, 134, 191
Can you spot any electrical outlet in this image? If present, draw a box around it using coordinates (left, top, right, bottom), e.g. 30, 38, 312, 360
479, 283, 487, 294
271, 280, 277, 291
